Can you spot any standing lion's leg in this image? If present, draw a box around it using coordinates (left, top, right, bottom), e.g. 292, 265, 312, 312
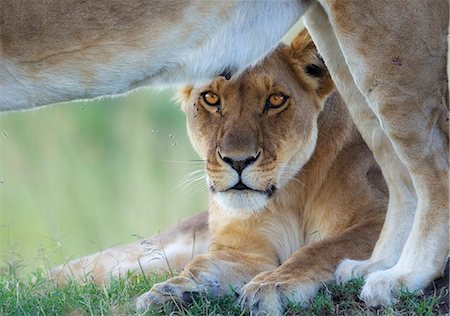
319, 0, 449, 306
304, 3, 416, 282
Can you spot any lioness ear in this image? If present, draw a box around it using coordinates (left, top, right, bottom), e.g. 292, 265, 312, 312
289, 29, 334, 100
176, 85, 193, 112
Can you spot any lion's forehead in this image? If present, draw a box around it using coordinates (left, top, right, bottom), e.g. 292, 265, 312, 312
189, 88, 305, 153
185, 49, 320, 167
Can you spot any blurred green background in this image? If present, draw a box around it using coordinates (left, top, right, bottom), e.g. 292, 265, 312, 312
0, 89, 208, 271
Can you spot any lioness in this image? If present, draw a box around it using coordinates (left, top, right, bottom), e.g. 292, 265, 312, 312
52, 30, 388, 314
138, 30, 388, 314
2, 1, 448, 307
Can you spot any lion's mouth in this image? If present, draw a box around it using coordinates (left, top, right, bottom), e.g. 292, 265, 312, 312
230, 181, 250, 191
211, 182, 277, 212
223, 181, 277, 197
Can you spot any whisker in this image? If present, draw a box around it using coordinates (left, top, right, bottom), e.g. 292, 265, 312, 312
175, 183, 204, 197
184, 184, 208, 197
177, 179, 207, 197
173, 169, 207, 194
162, 159, 205, 164
174, 175, 206, 189
174, 175, 206, 194
280, 176, 305, 187
176, 169, 205, 181
175, 169, 205, 181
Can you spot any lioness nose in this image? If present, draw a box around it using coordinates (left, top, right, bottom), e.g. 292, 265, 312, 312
219, 154, 258, 175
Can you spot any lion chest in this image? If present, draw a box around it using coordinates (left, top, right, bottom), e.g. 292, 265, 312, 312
258, 201, 335, 264
259, 210, 306, 264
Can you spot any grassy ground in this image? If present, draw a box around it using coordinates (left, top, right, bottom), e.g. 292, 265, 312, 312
1, 261, 448, 316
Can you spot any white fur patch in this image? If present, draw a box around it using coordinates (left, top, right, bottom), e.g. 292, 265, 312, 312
214, 190, 268, 214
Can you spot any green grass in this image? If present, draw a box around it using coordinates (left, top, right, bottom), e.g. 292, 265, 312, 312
1, 263, 447, 316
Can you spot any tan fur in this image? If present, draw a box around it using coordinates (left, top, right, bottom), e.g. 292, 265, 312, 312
136, 31, 388, 315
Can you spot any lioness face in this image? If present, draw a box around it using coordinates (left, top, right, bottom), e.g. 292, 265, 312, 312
180, 36, 333, 213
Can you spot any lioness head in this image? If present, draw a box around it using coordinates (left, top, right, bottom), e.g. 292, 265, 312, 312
179, 30, 334, 213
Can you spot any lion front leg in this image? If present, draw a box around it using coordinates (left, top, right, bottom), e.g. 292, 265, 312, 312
136, 254, 224, 309
136, 246, 278, 312
240, 217, 383, 316
136, 211, 282, 312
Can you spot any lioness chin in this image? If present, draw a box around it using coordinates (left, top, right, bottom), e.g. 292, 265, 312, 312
136, 30, 388, 315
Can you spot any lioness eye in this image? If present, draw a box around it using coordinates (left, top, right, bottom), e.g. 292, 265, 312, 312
201, 91, 220, 106
266, 93, 288, 109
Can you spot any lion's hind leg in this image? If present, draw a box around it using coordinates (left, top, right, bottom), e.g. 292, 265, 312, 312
50, 212, 210, 286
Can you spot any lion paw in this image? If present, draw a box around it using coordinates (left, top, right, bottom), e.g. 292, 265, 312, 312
361, 267, 435, 306
334, 258, 396, 284
239, 271, 320, 316
136, 273, 221, 312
